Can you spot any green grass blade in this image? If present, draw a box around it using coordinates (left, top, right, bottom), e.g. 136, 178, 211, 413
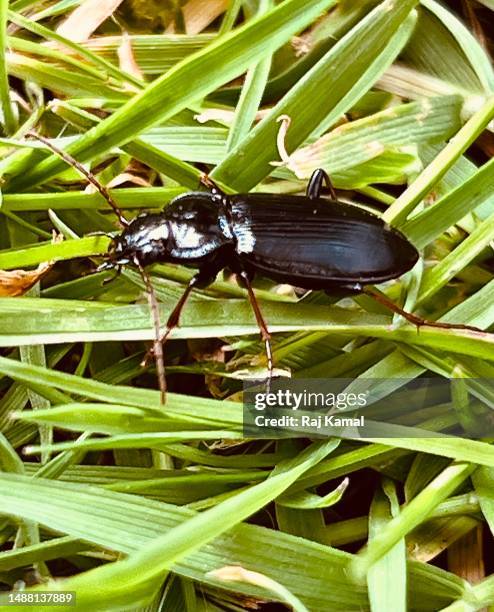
421, 0, 494, 93
225, 0, 272, 152
211, 0, 419, 190
284, 94, 461, 179
0, 473, 469, 610
417, 211, 494, 305
403, 156, 494, 248
0, 187, 184, 212
5, 0, 338, 191
8, 9, 143, 88
353, 462, 476, 580
0, 0, 16, 134
383, 96, 494, 225
367, 479, 407, 612
3, 440, 339, 610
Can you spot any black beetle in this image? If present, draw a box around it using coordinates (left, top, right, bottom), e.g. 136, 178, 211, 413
28, 133, 483, 402
97, 167, 422, 402
104, 169, 420, 291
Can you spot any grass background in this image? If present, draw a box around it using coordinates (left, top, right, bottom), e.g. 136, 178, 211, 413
1, 0, 494, 609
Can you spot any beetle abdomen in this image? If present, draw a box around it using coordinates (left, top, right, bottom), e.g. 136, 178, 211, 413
230, 195, 418, 288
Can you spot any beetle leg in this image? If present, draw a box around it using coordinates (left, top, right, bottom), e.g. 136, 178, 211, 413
237, 270, 274, 383
164, 264, 222, 334
363, 286, 485, 334
101, 265, 122, 286
307, 168, 337, 200
141, 263, 222, 367
134, 257, 167, 404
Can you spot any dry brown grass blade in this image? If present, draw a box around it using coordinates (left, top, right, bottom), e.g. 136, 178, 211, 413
56, 0, 126, 43
0, 263, 54, 297
117, 31, 144, 87
165, 0, 229, 35
447, 525, 486, 584
0, 233, 63, 296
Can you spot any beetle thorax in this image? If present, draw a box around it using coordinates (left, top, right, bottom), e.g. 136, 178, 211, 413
163, 193, 235, 262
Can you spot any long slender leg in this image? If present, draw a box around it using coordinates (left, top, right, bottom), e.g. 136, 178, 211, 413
141, 262, 223, 366
306, 168, 337, 200
157, 275, 202, 350
101, 265, 122, 286
237, 270, 274, 381
362, 286, 485, 334
134, 257, 167, 403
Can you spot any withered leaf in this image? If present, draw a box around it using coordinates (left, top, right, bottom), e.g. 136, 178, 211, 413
0, 261, 54, 297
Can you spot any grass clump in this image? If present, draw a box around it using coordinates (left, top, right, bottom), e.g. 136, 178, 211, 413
1, 1, 494, 610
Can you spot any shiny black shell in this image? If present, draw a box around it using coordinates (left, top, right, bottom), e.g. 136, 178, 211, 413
229, 194, 419, 289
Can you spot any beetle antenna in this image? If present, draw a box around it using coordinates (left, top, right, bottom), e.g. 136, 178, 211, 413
362, 286, 486, 335
26, 131, 129, 228
134, 257, 167, 404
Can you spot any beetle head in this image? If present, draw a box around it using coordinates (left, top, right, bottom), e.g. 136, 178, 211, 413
96, 232, 135, 273
97, 215, 172, 272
